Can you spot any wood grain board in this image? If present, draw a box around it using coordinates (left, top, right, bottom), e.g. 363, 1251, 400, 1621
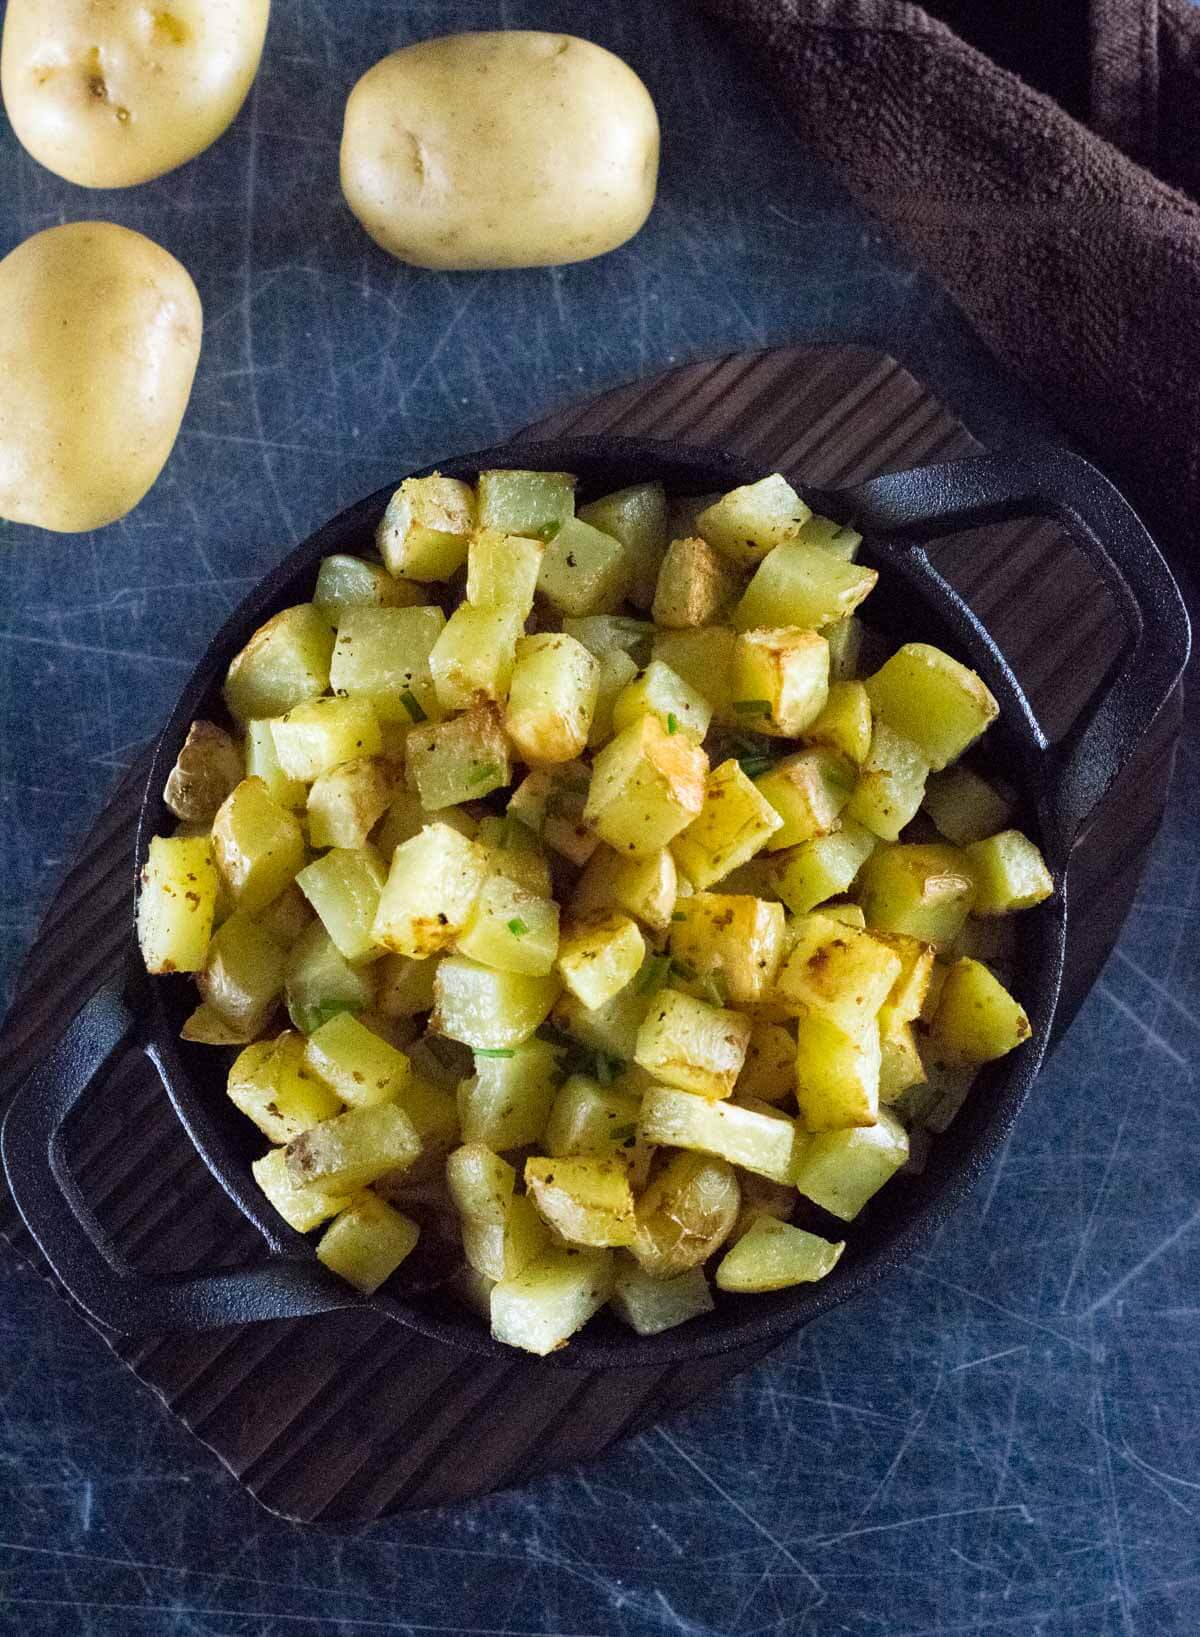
0, 344, 1180, 1520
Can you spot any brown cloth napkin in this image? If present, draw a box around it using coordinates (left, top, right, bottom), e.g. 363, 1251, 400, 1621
695, 0, 1200, 576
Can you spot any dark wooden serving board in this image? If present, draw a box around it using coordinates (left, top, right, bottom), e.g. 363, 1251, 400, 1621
0, 345, 1180, 1521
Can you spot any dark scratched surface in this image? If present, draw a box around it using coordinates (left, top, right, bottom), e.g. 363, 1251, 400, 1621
1, 4, 1197, 1634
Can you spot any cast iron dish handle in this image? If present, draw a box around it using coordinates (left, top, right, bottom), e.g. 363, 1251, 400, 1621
0, 976, 360, 1334
811, 446, 1191, 859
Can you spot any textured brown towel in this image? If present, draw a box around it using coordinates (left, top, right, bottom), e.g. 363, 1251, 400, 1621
695, 0, 1200, 572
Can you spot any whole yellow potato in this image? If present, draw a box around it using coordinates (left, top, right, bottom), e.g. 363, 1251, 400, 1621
340, 32, 660, 270
0, 222, 202, 533
1, 0, 270, 188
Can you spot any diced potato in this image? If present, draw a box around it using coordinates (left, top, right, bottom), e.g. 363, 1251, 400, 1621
923, 765, 1016, 846
793, 1108, 909, 1220
857, 843, 976, 945
458, 1039, 560, 1148
506, 633, 599, 765
651, 536, 743, 628
475, 815, 553, 898
920, 960, 950, 1024
284, 921, 376, 1034
271, 696, 382, 782
651, 626, 738, 723
734, 542, 878, 632
525, 1155, 636, 1247
728, 1169, 797, 1242
432, 957, 561, 1050
794, 1011, 880, 1131
696, 474, 811, 566
446, 1143, 516, 1224
587, 649, 640, 750
457, 873, 559, 977
732, 627, 829, 738
164, 720, 243, 825
372, 823, 491, 956
314, 555, 423, 623
928, 957, 1031, 1065
224, 604, 335, 723
756, 747, 854, 848
578, 480, 669, 610
845, 723, 930, 842
376, 790, 478, 857
965, 830, 1054, 915
462, 1193, 550, 1282
465, 529, 544, 619
391, 1074, 459, 1155
672, 759, 782, 889
668, 893, 786, 1007
252, 1146, 351, 1234
826, 615, 866, 682
537, 515, 632, 615
377, 474, 476, 581
585, 715, 708, 857
245, 719, 307, 810
716, 1217, 843, 1291
571, 845, 678, 935
329, 605, 447, 725
316, 1194, 420, 1293
307, 756, 393, 850
797, 513, 862, 559
429, 603, 523, 712
197, 911, 286, 1035
804, 680, 872, 765
297, 847, 387, 963
878, 1012, 926, 1103
863, 643, 999, 770
551, 969, 654, 1063
211, 779, 306, 917
634, 988, 751, 1099
490, 1247, 614, 1356
630, 1151, 740, 1277
562, 614, 655, 660
401, 1033, 472, 1093
477, 468, 575, 538
823, 902, 867, 929
772, 820, 877, 915
776, 915, 901, 1034
736, 1019, 796, 1104
181, 1002, 259, 1046
557, 912, 645, 1010
371, 952, 436, 1019
874, 932, 936, 1022
137, 833, 219, 974
406, 703, 512, 808
544, 1075, 641, 1160
639, 1086, 801, 1183
286, 1101, 422, 1192
610, 1260, 714, 1334
611, 664, 711, 749
228, 1032, 342, 1143
303, 1010, 411, 1107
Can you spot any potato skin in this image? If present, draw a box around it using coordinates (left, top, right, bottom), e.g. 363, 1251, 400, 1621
340, 31, 660, 270
0, 222, 202, 533
1, 0, 270, 188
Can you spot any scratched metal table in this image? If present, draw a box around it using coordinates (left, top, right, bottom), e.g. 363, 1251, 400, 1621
1, 3, 1197, 1634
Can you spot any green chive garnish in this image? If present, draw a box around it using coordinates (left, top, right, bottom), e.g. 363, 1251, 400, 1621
666, 712, 679, 736
508, 918, 529, 937
733, 699, 772, 717
399, 689, 427, 723
474, 1047, 515, 1059
636, 954, 672, 995
739, 756, 774, 779
670, 911, 687, 923
700, 974, 726, 1008
539, 520, 563, 541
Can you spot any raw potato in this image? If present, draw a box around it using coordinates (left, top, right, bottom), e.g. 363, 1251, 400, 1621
340, 32, 660, 270
0, 223, 201, 532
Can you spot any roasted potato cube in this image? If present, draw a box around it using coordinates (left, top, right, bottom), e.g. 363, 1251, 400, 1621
923, 764, 1016, 846
271, 697, 382, 783
465, 529, 544, 619
297, 846, 387, 964
286, 1101, 421, 1193
668, 892, 786, 1007
544, 1075, 641, 1160
857, 843, 976, 945
826, 614, 866, 682
878, 1012, 927, 1103
794, 1012, 881, 1131
775, 915, 902, 1033
630, 1150, 740, 1277
474, 814, 553, 898
965, 829, 1054, 914
505, 632, 599, 765
571, 844, 678, 935
432, 957, 561, 1050
585, 715, 708, 857
372, 823, 491, 956
874, 932, 936, 1022
457, 873, 559, 977
406, 703, 512, 809
316, 1194, 420, 1293
477, 469, 574, 538
371, 952, 436, 1019
611, 658, 713, 743
672, 758, 782, 889
551, 971, 654, 1063
651, 626, 738, 722
458, 1040, 560, 1148
610, 1260, 714, 1333
772, 820, 877, 915
376, 790, 477, 857
490, 1247, 613, 1356
446, 1143, 516, 1224
181, 1002, 260, 1047
391, 1073, 459, 1155
728, 1169, 798, 1242
197, 911, 286, 1036
307, 755, 392, 850
429, 602, 524, 712
525, 1155, 636, 1247
734, 543, 877, 632
463, 1193, 551, 1282
303, 1010, 411, 1107
928, 958, 1031, 1064
562, 614, 655, 660
377, 474, 475, 581
224, 604, 334, 724
507, 766, 597, 867
732, 627, 829, 738
756, 747, 854, 848
284, 922, 376, 1035
137, 834, 219, 974
736, 1019, 797, 1104
314, 554, 423, 624
697, 474, 811, 567
804, 680, 872, 764
252, 1147, 351, 1234
245, 719, 306, 811
651, 535, 743, 627
212, 778, 305, 916
634, 988, 751, 1099
823, 902, 867, 929
715, 1217, 844, 1291
164, 721, 243, 825
229, 1032, 342, 1143
579, 480, 670, 610
639, 1086, 800, 1183
587, 649, 640, 751
793, 1108, 909, 1220
864, 643, 999, 770
845, 722, 930, 842
537, 515, 631, 615
329, 605, 447, 726
796, 513, 863, 559
557, 912, 645, 1010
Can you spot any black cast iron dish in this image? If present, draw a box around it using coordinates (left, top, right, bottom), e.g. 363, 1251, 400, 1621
2, 437, 1189, 1369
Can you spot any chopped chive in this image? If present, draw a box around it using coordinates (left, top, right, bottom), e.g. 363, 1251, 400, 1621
399, 689, 427, 723
594, 1052, 622, 1086
666, 712, 679, 736
733, 699, 772, 717
699, 974, 726, 1008
738, 756, 774, 779
670, 911, 687, 923
467, 762, 501, 787
539, 520, 563, 541
636, 954, 672, 995
474, 1047, 515, 1059
507, 917, 529, 938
